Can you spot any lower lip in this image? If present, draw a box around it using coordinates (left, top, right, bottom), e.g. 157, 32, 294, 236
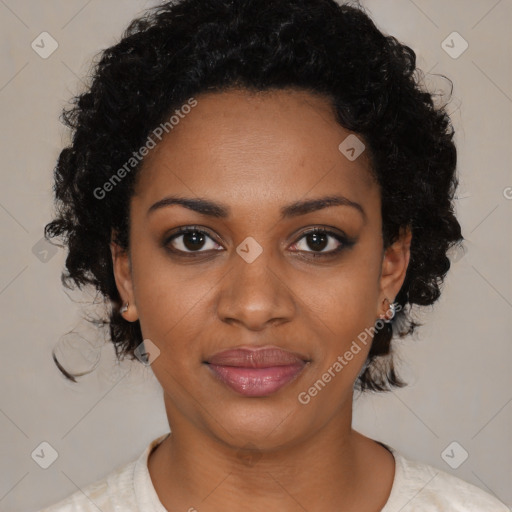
206, 363, 307, 397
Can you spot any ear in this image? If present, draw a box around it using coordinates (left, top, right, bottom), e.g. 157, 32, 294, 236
378, 225, 412, 317
110, 239, 139, 322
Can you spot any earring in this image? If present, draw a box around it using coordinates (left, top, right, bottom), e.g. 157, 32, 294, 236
379, 297, 396, 323
120, 302, 129, 313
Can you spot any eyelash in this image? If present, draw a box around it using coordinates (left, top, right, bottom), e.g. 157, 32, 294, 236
162, 225, 355, 259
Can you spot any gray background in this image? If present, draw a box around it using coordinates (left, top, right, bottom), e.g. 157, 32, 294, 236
0, 1, 510, 510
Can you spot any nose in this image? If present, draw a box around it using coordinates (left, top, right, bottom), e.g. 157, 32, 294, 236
216, 248, 296, 331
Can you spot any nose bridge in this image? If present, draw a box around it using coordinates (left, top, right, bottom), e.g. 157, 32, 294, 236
216, 238, 295, 329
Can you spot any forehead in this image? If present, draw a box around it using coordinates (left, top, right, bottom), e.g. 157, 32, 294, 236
134, 88, 378, 214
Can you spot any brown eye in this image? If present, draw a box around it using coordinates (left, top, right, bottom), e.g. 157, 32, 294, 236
303, 231, 330, 252
290, 227, 355, 257
164, 227, 222, 254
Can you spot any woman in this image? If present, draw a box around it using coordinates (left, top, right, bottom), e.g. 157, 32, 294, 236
40, 0, 508, 510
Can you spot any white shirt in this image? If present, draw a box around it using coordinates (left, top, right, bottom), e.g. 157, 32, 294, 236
38, 433, 509, 511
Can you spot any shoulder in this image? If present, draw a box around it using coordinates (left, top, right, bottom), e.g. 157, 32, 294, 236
37, 458, 137, 512
382, 446, 509, 512
36, 433, 170, 512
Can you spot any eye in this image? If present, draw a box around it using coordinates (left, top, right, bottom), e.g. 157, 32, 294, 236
163, 225, 355, 258
163, 226, 222, 255
290, 227, 353, 257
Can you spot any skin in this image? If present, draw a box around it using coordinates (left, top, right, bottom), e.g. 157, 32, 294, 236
111, 88, 412, 512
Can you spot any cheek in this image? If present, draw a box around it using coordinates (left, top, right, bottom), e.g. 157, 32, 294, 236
129, 242, 216, 359
301, 247, 382, 380
311, 248, 381, 323
291, 277, 380, 413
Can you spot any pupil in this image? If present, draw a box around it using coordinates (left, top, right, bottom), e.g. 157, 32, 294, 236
308, 232, 327, 251
184, 231, 205, 251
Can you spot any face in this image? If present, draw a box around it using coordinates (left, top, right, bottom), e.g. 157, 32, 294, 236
111, 88, 411, 450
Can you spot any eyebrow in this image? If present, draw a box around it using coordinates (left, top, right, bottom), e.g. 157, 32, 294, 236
147, 194, 366, 222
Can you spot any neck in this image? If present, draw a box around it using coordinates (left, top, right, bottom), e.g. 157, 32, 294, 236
147, 392, 394, 512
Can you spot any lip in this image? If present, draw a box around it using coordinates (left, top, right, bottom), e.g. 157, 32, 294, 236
206, 346, 309, 367
204, 346, 310, 397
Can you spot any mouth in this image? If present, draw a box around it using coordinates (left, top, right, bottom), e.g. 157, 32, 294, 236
204, 346, 310, 397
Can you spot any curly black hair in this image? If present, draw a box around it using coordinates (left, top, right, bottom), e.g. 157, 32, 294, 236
44, 0, 463, 391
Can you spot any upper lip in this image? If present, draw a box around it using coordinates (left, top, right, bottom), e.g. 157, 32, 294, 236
206, 346, 309, 368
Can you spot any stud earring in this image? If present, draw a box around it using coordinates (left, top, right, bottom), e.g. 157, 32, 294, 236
379, 297, 396, 323
120, 302, 129, 313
